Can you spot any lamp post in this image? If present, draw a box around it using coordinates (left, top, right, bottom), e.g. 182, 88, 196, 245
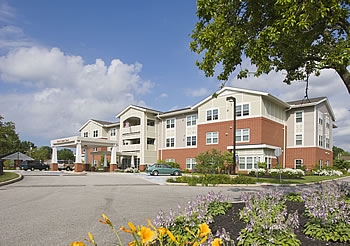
226, 96, 236, 174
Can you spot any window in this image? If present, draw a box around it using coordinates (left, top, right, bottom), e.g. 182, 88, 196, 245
166, 138, 175, 147
295, 159, 303, 169
147, 138, 155, 144
186, 158, 196, 170
166, 119, 175, 128
186, 136, 197, 146
326, 160, 330, 166
206, 109, 218, 121
296, 134, 302, 145
318, 113, 323, 125
325, 116, 330, 129
318, 135, 323, 147
319, 159, 323, 169
325, 138, 330, 149
147, 120, 155, 126
110, 128, 116, 136
93, 130, 98, 138
186, 115, 197, 126
206, 132, 218, 144
166, 158, 175, 162
295, 111, 303, 123
236, 129, 250, 142
239, 156, 255, 170
236, 104, 250, 117
83, 132, 88, 137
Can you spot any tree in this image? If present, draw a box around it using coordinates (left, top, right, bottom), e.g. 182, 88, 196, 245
190, 0, 350, 93
333, 145, 345, 159
0, 115, 20, 154
31, 146, 52, 161
57, 148, 75, 161
195, 149, 226, 174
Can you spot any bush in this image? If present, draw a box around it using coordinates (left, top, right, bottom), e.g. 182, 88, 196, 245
170, 174, 256, 186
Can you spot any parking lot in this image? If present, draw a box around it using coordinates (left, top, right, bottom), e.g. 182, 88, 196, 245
1, 171, 348, 246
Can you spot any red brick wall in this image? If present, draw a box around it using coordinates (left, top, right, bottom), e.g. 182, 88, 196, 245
159, 117, 286, 170
285, 147, 333, 170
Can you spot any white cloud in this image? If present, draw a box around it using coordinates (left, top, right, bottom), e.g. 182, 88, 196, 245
186, 87, 210, 97
0, 46, 153, 145
160, 93, 168, 98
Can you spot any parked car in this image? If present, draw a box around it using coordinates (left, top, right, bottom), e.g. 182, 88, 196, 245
20, 160, 50, 171
146, 164, 182, 176
57, 160, 75, 171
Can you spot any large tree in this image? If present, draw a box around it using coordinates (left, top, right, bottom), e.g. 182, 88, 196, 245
190, 0, 350, 93
0, 115, 20, 154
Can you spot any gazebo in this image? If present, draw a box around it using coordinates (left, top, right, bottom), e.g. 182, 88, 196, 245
0, 152, 34, 169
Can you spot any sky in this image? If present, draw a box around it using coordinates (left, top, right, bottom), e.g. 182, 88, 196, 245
0, 0, 349, 151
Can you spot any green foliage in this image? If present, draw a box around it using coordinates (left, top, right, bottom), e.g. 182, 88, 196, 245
157, 160, 180, 168
285, 192, 303, 203
31, 146, 52, 161
195, 149, 226, 174
0, 171, 19, 182
304, 222, 350, 243
57, 148, 75, 161
171, 174, 256, 186
208, 201, 232, 217
0, 115, 20, 154
190, 0, 350, 92
334, 159, 350, 170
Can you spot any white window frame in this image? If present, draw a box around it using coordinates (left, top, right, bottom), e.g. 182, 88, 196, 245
295, 134, 303, 146
165, 158, 175, 163
295, 159, 303, 169
83, 131, 88, 138
236, 103, 250, 117
186, 136, 197, 146
236, 129, 250, 142
93, 129, 99, 138
186, 158, 196, 170
206, 109, 219, 121
166, 119, 175, 129
318, 135, 323, 147
206, 132, 218, 144
239, 156, 254, 170
110, 128, 116, 136
186, 115, 197, 126
295, 111, 303, 123
166, 137, 175, 147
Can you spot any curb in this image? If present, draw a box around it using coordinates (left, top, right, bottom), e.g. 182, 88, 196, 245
0, 173, 23, 186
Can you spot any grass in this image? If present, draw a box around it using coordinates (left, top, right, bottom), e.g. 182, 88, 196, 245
0, 172, 20, 183
254, 174, 350, 184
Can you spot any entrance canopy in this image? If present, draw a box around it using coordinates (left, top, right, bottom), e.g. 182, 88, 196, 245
51, 136, 117, 149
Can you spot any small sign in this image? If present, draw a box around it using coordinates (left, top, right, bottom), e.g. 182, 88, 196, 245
274, 147, 282, 157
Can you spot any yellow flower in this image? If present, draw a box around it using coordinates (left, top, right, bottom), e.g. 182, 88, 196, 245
120, 225, 133, 234
128, 241, 136, 246
99, 214, 111, 225
211, 238, 222, 246
88, 232, 95, 243
138, 226, 156, 244
166, 230, 178, 244
128, 221, 137, 232
70, 242, 86, 246
157, 227, 167, 237
198, 223, 211, 237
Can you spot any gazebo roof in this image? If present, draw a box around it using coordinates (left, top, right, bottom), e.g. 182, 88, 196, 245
0, 152, 34, 161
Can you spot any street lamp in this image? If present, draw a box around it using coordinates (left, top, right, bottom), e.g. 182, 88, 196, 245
226, 96, 236, 174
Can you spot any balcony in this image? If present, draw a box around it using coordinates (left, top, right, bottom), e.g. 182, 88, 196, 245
120, 144, 141, 152
121, 125, 141, 135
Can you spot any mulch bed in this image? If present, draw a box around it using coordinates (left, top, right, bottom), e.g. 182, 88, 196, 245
210, 201, 349, 246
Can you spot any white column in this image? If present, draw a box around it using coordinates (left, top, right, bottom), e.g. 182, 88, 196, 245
52, 146, 57, 163
76, 142, 82, 163
84, 146, 88, 164
103, 154, 107, 167
130, 155, 134, 168
111, 145, 117, 164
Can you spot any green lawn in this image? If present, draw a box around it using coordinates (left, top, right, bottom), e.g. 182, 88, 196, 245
255, 174, 349, 184
0, 172, 20, 183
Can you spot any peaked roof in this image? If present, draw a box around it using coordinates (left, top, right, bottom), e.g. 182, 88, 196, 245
191, 86, 290, 109
0, 152, 34, 161
287, 97, 335, 121
79, 119, 119, 132
116, 105, 162, 118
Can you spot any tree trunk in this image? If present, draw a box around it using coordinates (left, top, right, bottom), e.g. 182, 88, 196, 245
336, 66, 350, 94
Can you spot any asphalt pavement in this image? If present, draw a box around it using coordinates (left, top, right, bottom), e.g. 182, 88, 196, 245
0, 171, 349, 246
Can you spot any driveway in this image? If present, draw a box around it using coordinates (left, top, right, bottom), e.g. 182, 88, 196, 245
0, 171, 348, 246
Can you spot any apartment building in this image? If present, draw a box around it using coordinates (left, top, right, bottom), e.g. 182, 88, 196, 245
50, 87, 335, 172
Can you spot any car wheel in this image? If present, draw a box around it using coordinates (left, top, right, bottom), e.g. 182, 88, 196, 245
173, 171, 180, 176
31, 167, 35, 171
66, 167, 71, 171
152, 170, 159, 176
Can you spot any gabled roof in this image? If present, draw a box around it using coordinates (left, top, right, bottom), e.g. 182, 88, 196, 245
116, 105, 162, 118
79, 119, 119, 132
0, 152, 34, 161
191, 86, 290, 109
287, 97, 336, 121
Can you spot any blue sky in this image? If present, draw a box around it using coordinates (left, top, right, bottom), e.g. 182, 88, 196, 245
0, 0, 349, 151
